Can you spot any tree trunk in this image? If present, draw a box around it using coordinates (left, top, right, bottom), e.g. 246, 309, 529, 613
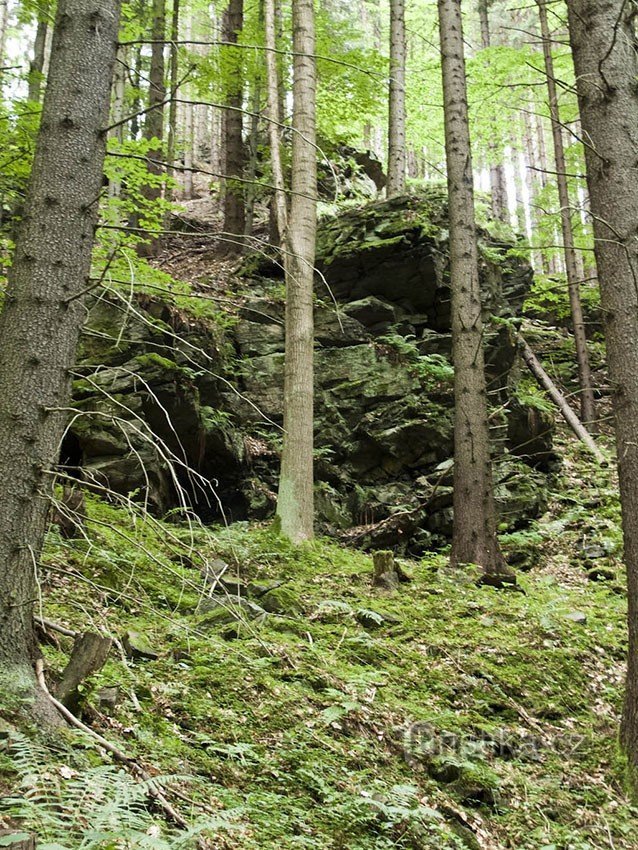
0, 0, 120, 724
276, 0, 317, 543
478, 0, 508, 223
244, 0, 264, 241
222, 0, 246, 252
0, 0, 9, 77
438, 0, 510, 580
265, 0, 287, 247
518, 335, 605, 462
386, 0, 406, 197
27, 11, 49, 103
138, 0, 166, 255
165, 0, 180, 203
537, 0, 596, 427
566, 0, 638, 796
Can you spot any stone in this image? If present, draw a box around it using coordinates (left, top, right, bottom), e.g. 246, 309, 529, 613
342, 296, 400, 329
247, 579, 285, 598
197, 595, 267, 627
96, 686, 122, 713
587, 567, 616, 582
122, 630, 159, 661
564, 611, 588, 625
260, 586, 301, 616
580, 543, 606, 561
68, 190, 553, 552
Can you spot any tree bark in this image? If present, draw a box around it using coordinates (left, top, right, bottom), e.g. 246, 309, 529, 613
244, 0, 264, 241
138, 0, 166, 255
478, 0, 508, 223
518, 335, 605, 463
27, 10, 49, 104
55, 631, 112, 708
438, 0, 509, 580
566, 0, 638, 795
221, 0, 246, 252
0, 0, 120, 723
0, 0, 9, 78
386, 0, 406, 197
537, 0, 596, 427
276, 0, 317, 543
165, 0, 180, 203
265, 0, 287, 247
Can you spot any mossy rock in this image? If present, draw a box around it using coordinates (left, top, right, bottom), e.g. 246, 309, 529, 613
260, 586, 302, 616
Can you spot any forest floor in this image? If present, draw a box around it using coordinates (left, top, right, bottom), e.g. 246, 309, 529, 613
0, 427, 635, 849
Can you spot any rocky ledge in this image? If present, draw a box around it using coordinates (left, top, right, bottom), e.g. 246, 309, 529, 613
65, 190, 554, 553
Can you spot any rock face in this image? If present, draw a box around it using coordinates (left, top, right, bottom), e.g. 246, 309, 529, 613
66, 191, 554, 553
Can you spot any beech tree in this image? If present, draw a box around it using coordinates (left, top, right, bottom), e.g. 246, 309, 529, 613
566, 0, 638, 794
536, 0, 596, 428
386, 0, 406, 197
276, 0, 317, 543
0, 0, 121, 720
438, 0, 509, 580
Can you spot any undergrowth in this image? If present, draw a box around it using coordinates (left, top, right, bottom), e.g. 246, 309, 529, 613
0, 436, 636, 849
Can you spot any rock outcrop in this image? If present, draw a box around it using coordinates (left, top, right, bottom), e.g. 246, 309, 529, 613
66, 190, 554, 553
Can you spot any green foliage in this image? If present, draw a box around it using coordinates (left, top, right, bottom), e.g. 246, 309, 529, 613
378, 332, 454, 385
1, 733, 235, 849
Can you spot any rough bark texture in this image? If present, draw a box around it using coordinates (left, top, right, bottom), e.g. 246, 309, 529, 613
55, 631, 112, 708
438, 0, 508, 578
0, 831, 36, 850
537, 0, 596, 427
0, 0, 120, 722
386, 0, 406, 197
566, 0, 638, 795
276, 0, 317, 543
222, 0, 246, 251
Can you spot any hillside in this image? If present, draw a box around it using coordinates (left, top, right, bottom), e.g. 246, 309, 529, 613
0, 432, 634, 849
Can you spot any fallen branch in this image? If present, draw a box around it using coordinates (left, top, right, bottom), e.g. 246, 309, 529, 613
35, 616, 77, 638
34, 660, 209, 844
518, 334, 607, 464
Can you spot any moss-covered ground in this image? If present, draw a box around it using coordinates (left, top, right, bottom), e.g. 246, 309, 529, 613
0, 433, 635, 850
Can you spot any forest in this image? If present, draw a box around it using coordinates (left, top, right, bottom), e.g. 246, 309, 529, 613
0, 0, 638, 847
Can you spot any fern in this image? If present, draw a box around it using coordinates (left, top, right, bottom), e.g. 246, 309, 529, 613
1, 733, 236, 849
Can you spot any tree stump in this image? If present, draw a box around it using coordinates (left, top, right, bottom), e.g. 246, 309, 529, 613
373, 551, 400, 590
372, 551, 413, 590
0, 830, 36, 850
55, 632, 112, 708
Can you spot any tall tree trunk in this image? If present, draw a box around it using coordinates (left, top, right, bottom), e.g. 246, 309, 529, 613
386, 0, 406, 197
222, 0, 246, 251
138, 0, 166, 255
0, 0, 9, 78
537, 0, 596, 427
567, 0, 638, 796
265, 0, 287, 247
165, 0, 180, 203
0, 0, 120, 723
276, 0, 317, 543
27, 10, 49, 103
244, 0, 264, 240
438, 0, 509, 580
478, 0, 508, 223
